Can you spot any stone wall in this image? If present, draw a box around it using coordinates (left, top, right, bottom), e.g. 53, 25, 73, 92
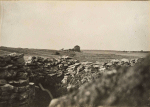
0, 53, 35, 107
25, 56, 78, 97
49, 54, 150, 107
24, 55, 141, 97
0, 52, 142, 107
61, 57, 141, 92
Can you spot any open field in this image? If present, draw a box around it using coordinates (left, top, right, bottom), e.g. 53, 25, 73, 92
78, 50, 149, 62
0, 46, 149, 63
0, 46, 150, 107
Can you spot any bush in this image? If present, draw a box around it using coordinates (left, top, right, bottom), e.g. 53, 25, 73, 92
55, 51, 60, 55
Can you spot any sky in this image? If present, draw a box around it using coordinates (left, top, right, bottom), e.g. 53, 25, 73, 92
0, 1, 150, 51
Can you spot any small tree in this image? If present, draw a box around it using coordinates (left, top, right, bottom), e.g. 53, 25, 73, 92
73, 45, 80, 52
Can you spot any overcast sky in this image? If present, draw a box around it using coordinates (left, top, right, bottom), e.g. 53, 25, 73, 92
1, 1, 150, 51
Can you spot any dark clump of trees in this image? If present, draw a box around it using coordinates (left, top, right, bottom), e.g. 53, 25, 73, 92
55, 51, 60, 55
73, 45, 80, 52
61, 45, 81, 52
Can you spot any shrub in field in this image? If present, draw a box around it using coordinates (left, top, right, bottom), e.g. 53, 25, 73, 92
54, 51, 60, 55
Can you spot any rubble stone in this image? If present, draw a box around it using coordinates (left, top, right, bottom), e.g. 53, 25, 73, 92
49, 54, 150, 107
0, 53, 35, 107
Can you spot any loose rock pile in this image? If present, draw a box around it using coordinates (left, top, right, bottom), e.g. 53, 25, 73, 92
0, 52, 144, 107
62, 57, 141, 92
25, 55, 141, 95
25, 55, 80, 97
25, 56, 79, 85
0, 53, 35, 107
49, 54, 150, 107
25, 55, 140, 90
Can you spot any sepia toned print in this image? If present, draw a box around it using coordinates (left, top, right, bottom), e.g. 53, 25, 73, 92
0, 1, 150, 107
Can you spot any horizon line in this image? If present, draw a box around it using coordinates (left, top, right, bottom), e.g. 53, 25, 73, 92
1, 46, 150, 52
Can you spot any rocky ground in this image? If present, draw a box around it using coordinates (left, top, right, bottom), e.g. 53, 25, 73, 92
0, 53, 35, 107
49, 54, 150, 107
0, 51, 149, 107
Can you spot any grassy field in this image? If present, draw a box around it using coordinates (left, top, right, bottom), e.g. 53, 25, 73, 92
0, 46, 149, 63
78, 50, 149, 62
